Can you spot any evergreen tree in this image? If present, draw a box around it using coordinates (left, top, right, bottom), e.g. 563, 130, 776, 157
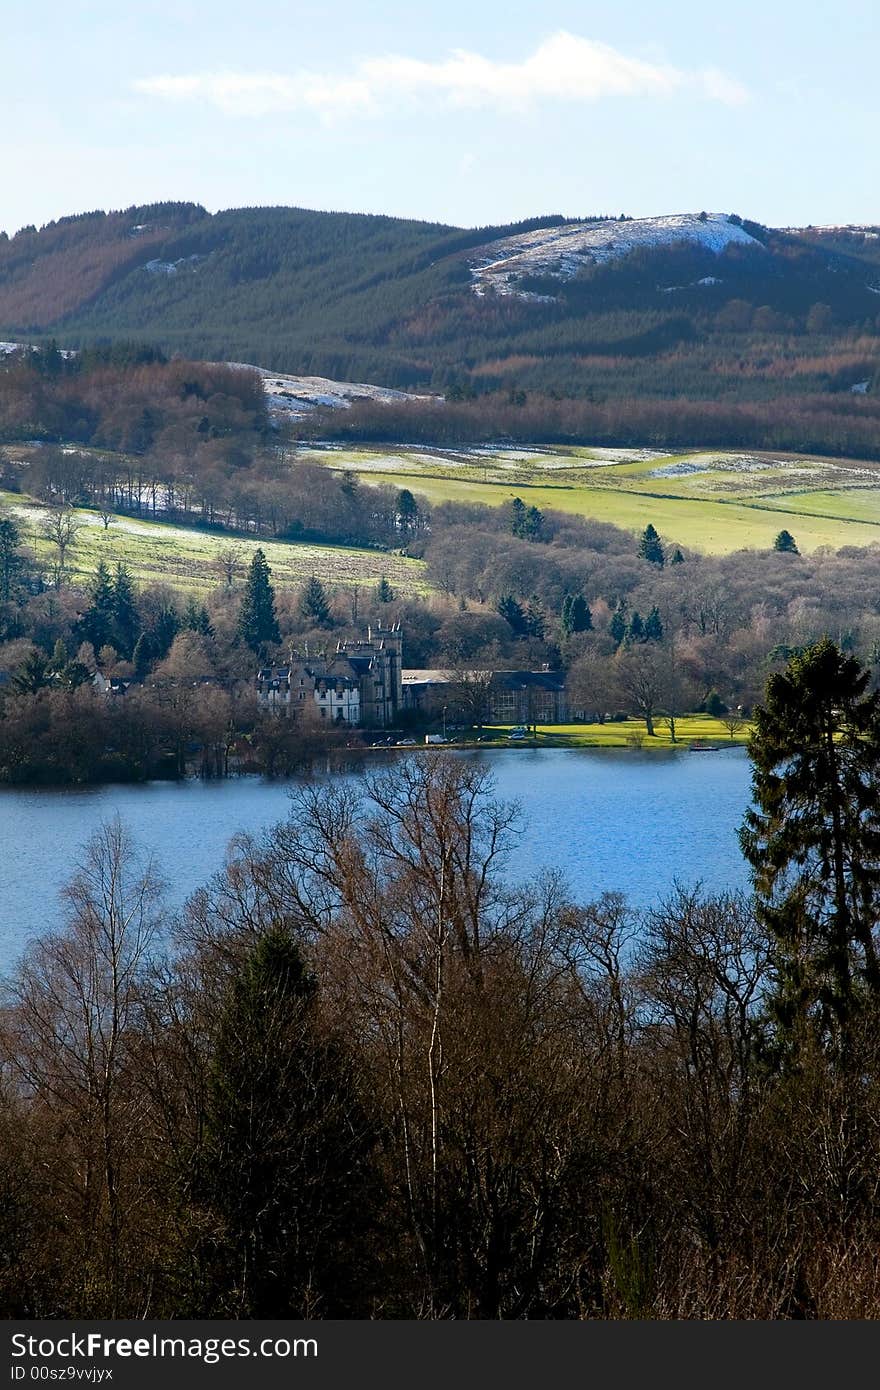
774, 529, 800, 554
376, 576, 395, 604
740, 639, 880, 1056
644, 606, 664, 642
609, 600, 628, 647
192, 926, 376, 1316
49, 638, 87, 690
509, 498, 543, 540
111, 563, 139, 658
0, 513, 25, 604
298, 576, 332, 628
671, 548, 685, 565
184, 596, 214, 637
628, 611, 645, 644
131, 632, 154, 680
509, 497, 528, 538
569, 594, 593, 634
561, 593, 592, 635
339, 472, 359, 501
395, 489, 419, 534
11, 649, 49, 694
497, 593, 527, 636
238, 549, 281, 652
638, 524, 665, 567
80, 561, 115, 652
526, 596, 546, 640
52, 640, 90, 689
152, 605, 180, 659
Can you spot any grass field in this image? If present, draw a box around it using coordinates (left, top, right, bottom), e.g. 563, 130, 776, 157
1, 493, 431, 597
472, 716, 751, 749
302, 443, 880, 554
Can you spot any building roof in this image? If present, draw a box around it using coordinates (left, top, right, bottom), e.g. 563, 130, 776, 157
402, 669, 457, 685
315, 674, 359, 692
492, 670, 566, 692
402, 668, 565, 690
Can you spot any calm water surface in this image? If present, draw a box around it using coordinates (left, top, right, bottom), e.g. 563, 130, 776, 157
0, 747, 753, 968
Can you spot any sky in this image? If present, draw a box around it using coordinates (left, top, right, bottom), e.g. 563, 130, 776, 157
2, 0, 878, 233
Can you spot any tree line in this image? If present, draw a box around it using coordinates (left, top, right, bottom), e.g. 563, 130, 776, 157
0, 352, 417, 548
11, 476, 880, 778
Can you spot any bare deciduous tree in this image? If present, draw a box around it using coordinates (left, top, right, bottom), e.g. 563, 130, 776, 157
215, 544, 243, 588
2, 819, 163, 1315
39, 505, 81, 589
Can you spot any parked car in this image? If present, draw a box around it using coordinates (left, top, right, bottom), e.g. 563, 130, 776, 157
425, 734, 448, 744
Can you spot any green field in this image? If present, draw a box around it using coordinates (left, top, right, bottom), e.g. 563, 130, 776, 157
2, 494, 430, 596
302, 444, 880, 554
473, 716, 751, 749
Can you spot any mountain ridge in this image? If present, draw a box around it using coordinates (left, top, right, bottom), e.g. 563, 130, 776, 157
1, 202, 879, 428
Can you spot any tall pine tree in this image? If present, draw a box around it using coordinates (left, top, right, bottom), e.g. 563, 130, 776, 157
638, 524, 665, 567
298, 576, 332, 627
238, 549, 281, 653
80, 561, 115, 652
609, 599, 628, 647
497, 594, 527, 636
562, 593, 593, 635
740, 639, 880, 1056
190, 927, 377, 1316
111, 563, 139, 658
644, 606, 664, 642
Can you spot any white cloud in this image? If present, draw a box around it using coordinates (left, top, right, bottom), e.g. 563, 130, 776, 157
134, 31, 749, 119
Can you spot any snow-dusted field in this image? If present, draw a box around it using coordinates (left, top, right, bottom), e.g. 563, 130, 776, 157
227, 364, 442, 421
470, 213, 763, 299
649, 452, 880, 480
579, 446, 669, 465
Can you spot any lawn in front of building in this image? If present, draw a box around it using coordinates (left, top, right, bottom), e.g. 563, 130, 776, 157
461, 716, 751, 749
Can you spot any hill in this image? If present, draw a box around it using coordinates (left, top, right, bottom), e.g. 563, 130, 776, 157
469, 211, 765, 296
1, 202, 880, 456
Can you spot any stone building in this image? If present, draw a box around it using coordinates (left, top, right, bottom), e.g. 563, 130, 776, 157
256, 621, 403, 727
402, 667, 568, 725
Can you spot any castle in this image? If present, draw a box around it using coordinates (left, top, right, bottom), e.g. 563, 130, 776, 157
256, 621, 403, 728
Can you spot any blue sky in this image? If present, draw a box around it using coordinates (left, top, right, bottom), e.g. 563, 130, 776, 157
3, 0, 877, 232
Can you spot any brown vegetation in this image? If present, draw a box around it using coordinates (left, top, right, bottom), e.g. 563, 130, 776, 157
3, 755, 880, 1317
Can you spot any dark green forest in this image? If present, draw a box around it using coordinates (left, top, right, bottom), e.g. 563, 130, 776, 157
1, 203, 879, 454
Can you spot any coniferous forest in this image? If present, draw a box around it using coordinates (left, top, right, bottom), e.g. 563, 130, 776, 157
1, 204, 880, 457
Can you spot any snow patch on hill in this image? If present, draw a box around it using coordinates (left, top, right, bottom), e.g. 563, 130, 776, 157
470, 213, 764, 299
228, 365, 442, 420
784, 224, 880, 238
144, 254, 204, 275
0, 341, 76, 358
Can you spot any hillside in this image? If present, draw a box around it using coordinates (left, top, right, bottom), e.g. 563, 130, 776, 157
470, 212, 765, 297
1, 202, 880, 452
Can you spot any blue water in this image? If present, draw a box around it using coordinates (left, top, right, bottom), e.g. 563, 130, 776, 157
0, 747, 753, 968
